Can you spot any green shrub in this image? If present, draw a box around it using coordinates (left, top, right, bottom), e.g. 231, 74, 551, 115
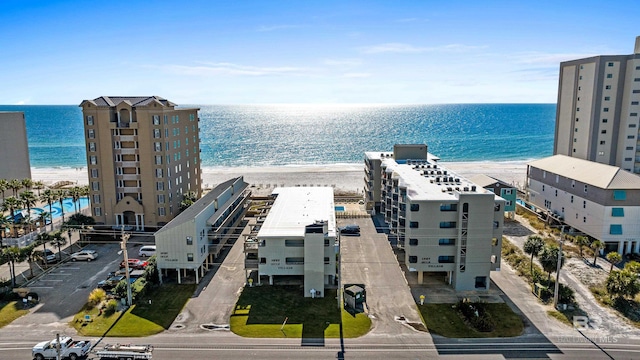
104, 299, 118, 315
88, 288, 106, 307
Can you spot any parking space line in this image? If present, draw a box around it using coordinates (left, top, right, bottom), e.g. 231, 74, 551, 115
28, 286, 54, 289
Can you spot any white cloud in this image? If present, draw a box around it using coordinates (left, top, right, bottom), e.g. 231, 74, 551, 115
342, 73, 371, 78
158, 62, 313, 77
360, 42, 486, 54
257, 25, 301, 32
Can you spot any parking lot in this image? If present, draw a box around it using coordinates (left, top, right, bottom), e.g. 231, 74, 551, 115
10, 242, 143, 328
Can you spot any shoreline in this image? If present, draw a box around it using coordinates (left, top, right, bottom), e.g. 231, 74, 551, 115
31, 160, 529, 194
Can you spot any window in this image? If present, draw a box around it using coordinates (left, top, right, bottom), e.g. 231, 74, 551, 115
583, 216, 586, 223
555, 190, 558, 197
409, 221, 419, 228
571, 180, 575, 188
324, 257, 330, 265
440, 203, 457, 211
410, 203, 419, 211
583, 200, 586, 209
260, 257, 266, 264
92, 194, 100, 204
187, 253, 194, 262
631, 113, 638, 116
636, 78, 640, 82
91, 168, 98, 178
601, 129, 607, 134
186, 236, 193, 245
154, 142, 161, 151
157, 194, 165, 203
584, 185, 588, 193
633, 90, 640, 93
608, 62, 614, 67
625, 157, 633, 161
285, 257, 304, 265
628, 135, 635, 139
600, 141, 605, 145
611, 208, 624, 217
571, 195, 574, 203
605, 85, 611, 89
156, 181, 164, 191
438, 238, 455, 246
475, 276, 487, 289
285, 239, 304, 247
153, 129, 161, 138
626, 146, 634, 150
409, 238, 418, 246
156, 168, 163, 178
158, 207, 165, 216
152, 115, 160, 125
493, 221, 500, 228
613, 190, 627, 200
602, 118, 608, 123
91, 181, 99, 191
598, 151, 605, 156
155, 156, 162, 165
632, 101, 639, 105
86, 115, 94, 126
494, 203, 501, 211
630, 124, 637, 128
576, 107, 579, 112
439, 221, 456, 228
609, 224, 623, 235
606, 74, 613, 78
542, 185, 545, 191
87, 129, 95, 139
574, 128, 578, 132
94, 207, 101, 216
603, 108, 609, 112
438, 256, 455, 263
604, 96, 610, 101
408, 256, 417, 264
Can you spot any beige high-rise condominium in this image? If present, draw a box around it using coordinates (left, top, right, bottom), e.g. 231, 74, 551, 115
80, 96, 201, 230
0, 112, 31, 183
555, 36, 640, 174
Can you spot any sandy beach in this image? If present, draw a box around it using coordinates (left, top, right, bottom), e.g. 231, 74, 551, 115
31, 161, 528, 195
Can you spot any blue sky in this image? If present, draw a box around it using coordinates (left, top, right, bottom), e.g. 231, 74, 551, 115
1, 0, 638, 104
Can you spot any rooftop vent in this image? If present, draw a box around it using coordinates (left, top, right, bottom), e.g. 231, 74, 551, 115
447, 187, 453, 192
471, 185, 477, 191
463, 187, 469, 191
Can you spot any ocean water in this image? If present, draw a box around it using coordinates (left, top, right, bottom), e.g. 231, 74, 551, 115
0, 104, 556, 168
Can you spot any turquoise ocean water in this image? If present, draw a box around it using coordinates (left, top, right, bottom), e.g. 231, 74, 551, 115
0, 104, 556, 168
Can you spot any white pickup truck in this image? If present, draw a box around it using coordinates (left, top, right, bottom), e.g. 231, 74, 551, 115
32, 336, 91, 360
95, 343, 153, 359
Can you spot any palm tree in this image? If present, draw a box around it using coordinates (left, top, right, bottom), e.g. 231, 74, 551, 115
7, 179, 22, 197
21, 178, 34, 192
1, 246, 22, 287
523, 235, 544, 279
591, 240, 605, 267
0, 196, 21, 237
32, 181, 45, 197
55, 189, 68, 223
0, 215, 10, 244
538, 244, 564, 286
575, 236, 589, 258
36, 211, 51, 230
35, 232, 52, 268
69, 186, 82, 213
50, 231, 67, 262
23, 243, 38, 278
40, 189, 57, 231
19, 190, 37, 223
606, 251, 623, 272
0, 179, 8, 202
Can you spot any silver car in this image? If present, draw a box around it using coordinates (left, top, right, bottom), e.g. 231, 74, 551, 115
70, 250, 98, 262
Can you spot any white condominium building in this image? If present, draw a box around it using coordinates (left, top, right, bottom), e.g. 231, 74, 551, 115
555, 36, 640, 174
365, 145, 504, 291
527, 155, 640, 255
248, 187, 337, 298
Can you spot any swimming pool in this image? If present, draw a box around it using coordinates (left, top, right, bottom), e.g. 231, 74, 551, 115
10, 197, 90, 221
335, 206, 345, 212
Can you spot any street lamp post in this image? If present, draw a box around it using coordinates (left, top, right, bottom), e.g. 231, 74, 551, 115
120, 226, 133, 307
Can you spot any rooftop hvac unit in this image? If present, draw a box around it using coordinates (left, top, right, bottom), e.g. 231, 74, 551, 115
447, 187, 453, 191
463, 187, 469, 191
471, 185, 477, 191
443, 170, 448, 175
455, 178, 460, 183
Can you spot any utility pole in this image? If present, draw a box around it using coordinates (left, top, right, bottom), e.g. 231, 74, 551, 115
121, 225, 132, 307
55, 332, 61, 360
553, 225, 565, 309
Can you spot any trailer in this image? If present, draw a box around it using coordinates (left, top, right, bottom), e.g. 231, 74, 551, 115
95, 343, 153, 359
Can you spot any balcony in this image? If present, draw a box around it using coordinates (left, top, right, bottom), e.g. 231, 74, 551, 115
117, 174, 141, 181
116, 135, 137, 142
118, 186, 140, 193
118, 161, 139, 167
114, 148, 138, 155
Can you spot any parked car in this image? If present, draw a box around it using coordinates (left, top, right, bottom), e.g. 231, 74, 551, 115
36, 249, 58, 264
120, 259, 148, 270
97, 275, 125, 290
70, 249, 98, 262
138, 245, 156, 258
339, 224, 361, 235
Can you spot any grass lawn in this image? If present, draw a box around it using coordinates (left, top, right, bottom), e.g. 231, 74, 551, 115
230, 286, 370, 338
419, 303, 524, 338
0, 301, 30, 328
71, 284, 196, 337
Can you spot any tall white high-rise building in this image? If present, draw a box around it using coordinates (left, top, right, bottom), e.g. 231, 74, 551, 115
555, 36, 640, 174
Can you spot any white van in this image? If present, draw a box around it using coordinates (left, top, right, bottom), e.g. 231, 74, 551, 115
138, 245, 156, 258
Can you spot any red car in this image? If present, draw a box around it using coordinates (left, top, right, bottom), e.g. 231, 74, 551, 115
120, 259, 148, 270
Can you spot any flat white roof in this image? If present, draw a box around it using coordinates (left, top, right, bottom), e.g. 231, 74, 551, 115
258, 187, 336, 238
383, 159, 495, 201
